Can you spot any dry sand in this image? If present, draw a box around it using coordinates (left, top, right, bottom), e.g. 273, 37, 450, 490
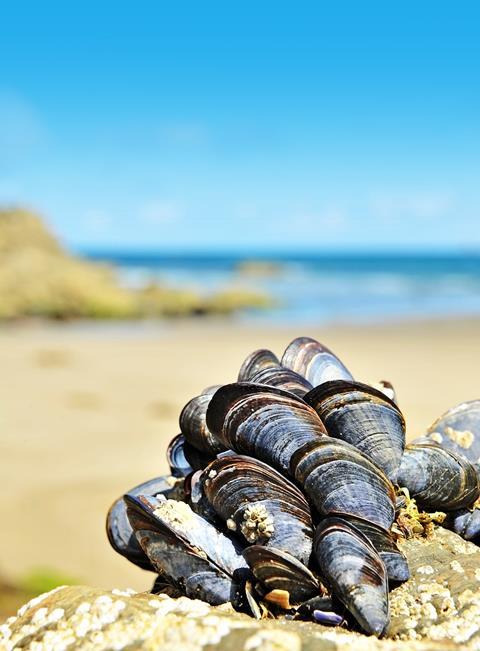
0, 318, 479, 593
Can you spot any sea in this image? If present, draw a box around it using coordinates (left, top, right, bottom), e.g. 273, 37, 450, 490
84, 251, 480, 326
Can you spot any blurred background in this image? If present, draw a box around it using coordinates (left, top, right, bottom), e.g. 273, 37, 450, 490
1, 1, 479, 618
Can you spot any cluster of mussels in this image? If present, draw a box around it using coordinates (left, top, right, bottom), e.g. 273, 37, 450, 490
107, 337, 480, 637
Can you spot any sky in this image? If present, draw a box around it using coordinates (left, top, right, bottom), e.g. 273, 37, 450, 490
1, 1, 479, 252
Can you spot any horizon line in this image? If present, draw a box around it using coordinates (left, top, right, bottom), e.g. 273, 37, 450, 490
78, 247, 480, 258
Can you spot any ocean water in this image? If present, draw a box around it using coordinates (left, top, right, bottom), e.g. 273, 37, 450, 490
84, 251, 480, 326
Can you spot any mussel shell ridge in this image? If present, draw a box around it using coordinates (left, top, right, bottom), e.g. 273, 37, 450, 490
180, 392, 227, 455
398, 442, 480, 511
314, 517, 389, 637
292, 438, 396, 531
281, 337, 353, 386
199, 455, 314, 564
238, 349, 280, 381
249, 366, 313, 398
106, 476, 175, 570
243, 545, 319, 605
125, 494, 248, 606
338, 513, 409, 583
305, 380, 405, 483
206, 382, 327, 474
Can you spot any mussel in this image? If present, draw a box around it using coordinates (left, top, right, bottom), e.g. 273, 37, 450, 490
292, 438, 396, 532
207, 383, 396, 533
107, 336, 453, 639
179, 386, 226, 456
305, 380, 406, 483
243, 546, 319, 607
314, 517, 389, 637
238, 347, 314, 397
338, 513, 409, 583
125, 494, 248, 606
106, 476, 179, 570
167, 434, 194, 477
444, 506, 480, 541
398, 442, 480, 511
249, 366, 313, 398
425, 399, 480, 465
168, 433, 214, 475
281, 336, 353, 386
206, 382, 327, 474
415, 400, 480, 541
195, 455, 313, 564
238, 349, 280, 381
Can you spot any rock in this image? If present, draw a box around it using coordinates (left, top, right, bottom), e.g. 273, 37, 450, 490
390, 527, 480, 646
2, 528, 479, 650
0, 208, 272, 320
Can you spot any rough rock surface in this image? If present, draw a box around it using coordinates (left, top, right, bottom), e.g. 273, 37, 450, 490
2, 528, 480, 650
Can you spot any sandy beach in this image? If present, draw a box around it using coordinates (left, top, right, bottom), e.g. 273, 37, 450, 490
1, 317, 479, 594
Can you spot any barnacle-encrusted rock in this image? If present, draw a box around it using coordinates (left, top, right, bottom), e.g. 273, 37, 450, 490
2, 528, 480, 650
390, 527, 480, 645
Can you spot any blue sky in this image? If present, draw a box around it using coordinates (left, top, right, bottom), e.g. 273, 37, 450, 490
1, 1, 479, 251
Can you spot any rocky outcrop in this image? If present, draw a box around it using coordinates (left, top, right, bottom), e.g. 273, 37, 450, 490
0, 208, 271, 320
2, 528, 480, 650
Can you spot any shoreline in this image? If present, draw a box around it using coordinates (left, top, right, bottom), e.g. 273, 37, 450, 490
0, 315, 479, 594
1, 311, 479, 339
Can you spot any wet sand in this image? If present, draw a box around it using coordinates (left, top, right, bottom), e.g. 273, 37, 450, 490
0, 318, 479, 592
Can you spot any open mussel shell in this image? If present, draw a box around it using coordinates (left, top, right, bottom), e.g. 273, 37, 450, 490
167, 434, 194, 477
125, 494, 248, 606
249, 366, 313, 398
206, 382, 327, 474
292, 438, 396, 532
183, 440, 215, 472
338, 513, 409, 583
106, 476, 177, 570
199, 455, 313, 564
281, 336, 353, 387
426, 399, 480, 465
314, 517, 389, 637
398, 442, 480, 511
167, 434, 213, 475
305, 380, 405, 483
243, 545, 319, 606
180, 391, 227, 456
238, 349, 280, 381
445, 506, 480, 541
